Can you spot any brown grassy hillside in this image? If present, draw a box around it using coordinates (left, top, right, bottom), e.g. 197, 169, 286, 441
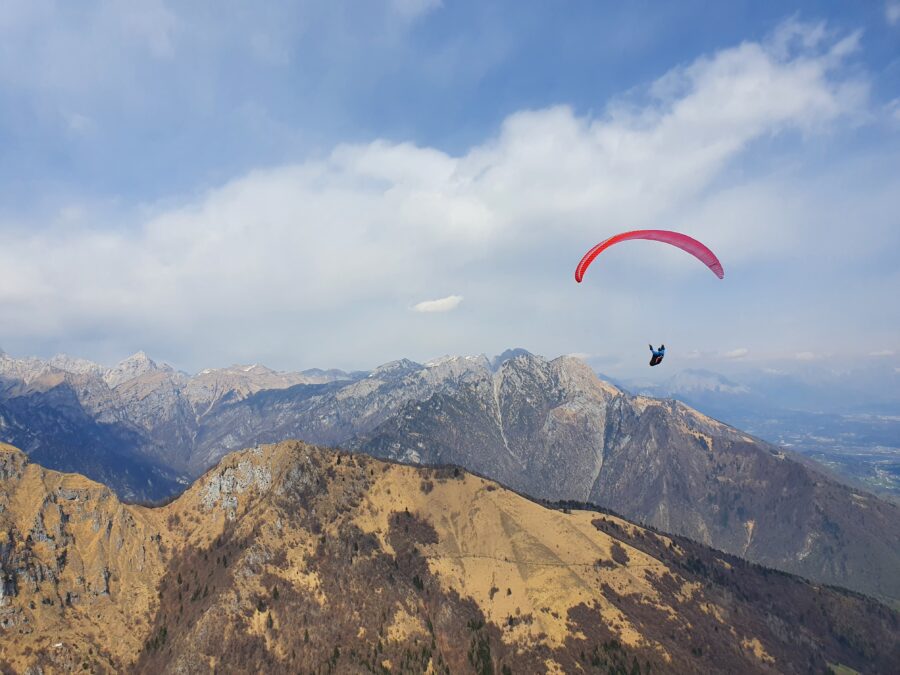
1, 440, 897, 673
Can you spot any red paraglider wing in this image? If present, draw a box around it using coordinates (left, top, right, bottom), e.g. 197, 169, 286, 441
575, 229, 724, 282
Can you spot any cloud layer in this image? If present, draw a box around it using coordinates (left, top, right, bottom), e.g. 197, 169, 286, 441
0, 18, 897, 373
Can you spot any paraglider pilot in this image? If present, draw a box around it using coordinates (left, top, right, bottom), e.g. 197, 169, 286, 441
649, 344, 665, 367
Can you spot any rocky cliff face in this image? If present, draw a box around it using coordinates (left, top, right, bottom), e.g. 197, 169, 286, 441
1, 441, 897, 674
0, 442, 167, 672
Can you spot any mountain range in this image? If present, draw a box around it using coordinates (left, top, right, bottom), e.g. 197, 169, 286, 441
1, 348, 898, 607
0, 350, 354, 501
1, 440, 897, 674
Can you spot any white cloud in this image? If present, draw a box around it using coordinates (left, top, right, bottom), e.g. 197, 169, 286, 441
887, 2, 900, 26
869, 349, 895, 357
412, 295, 463, 313
795, 351, 817, 361
724, 348, 749, 360
0, 19, 888, 369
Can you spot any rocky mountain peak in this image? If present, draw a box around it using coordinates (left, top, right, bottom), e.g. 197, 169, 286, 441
128, 350, 152, 364
47, 353, 106, 377
425, 354, 489, 368
491, 347, 532, 371
551, 353, 623, 395
422, 354, 492, 381
368, 358, 422, 378
103, 351, 167, 389
0, 353, 58, 387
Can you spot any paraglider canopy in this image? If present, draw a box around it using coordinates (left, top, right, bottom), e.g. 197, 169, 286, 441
575, 229, 724, 282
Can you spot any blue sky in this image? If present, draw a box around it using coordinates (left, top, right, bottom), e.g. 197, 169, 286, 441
0, 0, 898, 376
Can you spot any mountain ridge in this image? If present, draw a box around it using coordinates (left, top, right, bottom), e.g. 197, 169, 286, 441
1, 440, 898, 674
1, 349, 898, 605
348, 353, 900, 604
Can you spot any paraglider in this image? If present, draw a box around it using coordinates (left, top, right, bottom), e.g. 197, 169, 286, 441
575, 230, 724, 367
574, 229, 724, 283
